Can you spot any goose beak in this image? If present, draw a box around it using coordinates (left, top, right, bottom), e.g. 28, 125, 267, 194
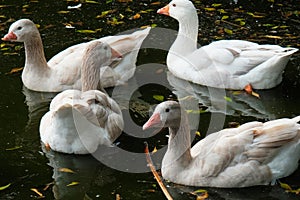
143, 113, 162, 130
111, 48, 123, 60
157, 5, 170, 16
2, 31, 17, 41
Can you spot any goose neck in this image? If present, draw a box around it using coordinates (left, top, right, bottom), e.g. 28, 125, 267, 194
24, 34, 48, 69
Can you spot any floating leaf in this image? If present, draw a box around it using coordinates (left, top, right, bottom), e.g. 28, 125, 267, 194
6, 146, 22, 151
224, 28, 233, 35
153, 95, 164, 101
57, 10, 70, 14
204, 7, 216, 11
85, 0, 99, 3
232, 91, 243, 95
263, 35, 282, 39
218, 9, 227, 14
224, 96, 233, 102
107, 17, 124, 26
0, 183, 11, 191
67, 182, 79, 186
58, 168, 75, 173
130, 13, 141, 20
195, 131, 201, 137
191, 189, 209, 200
76, 29, 97, 34
221, 15, 229, 20
6, 67, 24, 75
212, 3, 222, 7
30, 188, 44, 198
151, 2, 161, 5
152, 146, 158, 154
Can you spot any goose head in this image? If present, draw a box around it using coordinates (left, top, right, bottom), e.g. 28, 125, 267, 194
2, 19, 38, 42
157, 0, 196, 22
143, 101, 182, 130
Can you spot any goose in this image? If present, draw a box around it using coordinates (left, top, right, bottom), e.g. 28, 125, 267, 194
2, 19, 150, 92
39, 41, 124, 154
157, 0, 298, 91
143, 101, 300, 187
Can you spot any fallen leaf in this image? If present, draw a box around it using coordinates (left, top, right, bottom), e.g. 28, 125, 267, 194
224, 28, 233, 35
30, 188, 44, 198
6, 146, 22, 151
195, 131, 201, 136
152, 146, 158, 154
67, 182, 79, 186
221, 16, 229, 20
212, 3, 222, 7
153, 95, 164, 101
57, 10, 70, 14
130, 13, 141, 20
76, 29, 97, 34
150, 2, 161, 5
0, 183, 11, 191
191, 189, 209, 200
204, 7, 216, 11
58, 168, 75, 173
224, 96, 233, 102
6, 67, 24, 75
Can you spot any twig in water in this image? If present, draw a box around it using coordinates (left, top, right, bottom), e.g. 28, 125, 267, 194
144, 142, 173, 200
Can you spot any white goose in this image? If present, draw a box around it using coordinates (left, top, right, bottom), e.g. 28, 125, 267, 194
157, 0, 298, 91
2, 19, 150, 92
40, 41, 123, 154
143, 101, 300, 187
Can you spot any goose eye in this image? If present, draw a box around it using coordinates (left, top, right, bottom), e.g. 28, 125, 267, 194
165, 108, 170, 112
172, 3, 176, 7
17, 26, 22, 30
103, 46, 108, 50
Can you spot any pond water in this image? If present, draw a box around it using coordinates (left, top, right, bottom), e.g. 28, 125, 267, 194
0, 0, 299, 199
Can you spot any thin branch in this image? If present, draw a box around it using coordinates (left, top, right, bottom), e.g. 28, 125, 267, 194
144, 142, 173, 200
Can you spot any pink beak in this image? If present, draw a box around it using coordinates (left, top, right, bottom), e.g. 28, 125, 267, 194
157, 4, 170, 16
2, 32, 17, 41
143, 113, 162, 130
111, 47, 123, 60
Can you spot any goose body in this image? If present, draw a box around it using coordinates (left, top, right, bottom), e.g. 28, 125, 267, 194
40, 41, 123, 154
2, 19, 150, 92
158, 0, 298, 90
143, 101, 300, 187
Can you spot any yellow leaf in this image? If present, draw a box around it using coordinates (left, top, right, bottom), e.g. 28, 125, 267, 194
6, 67, 24, 75
191, 189, 209, 200
153, 95, 164, 101
0, 183, 11, 191
57, 10, 70, 14
212, 3, 222, 7
263, 35, 282, 39
224, 28, 233, 35
76, 29, 97, 34
152, 146, 158, 154
204, 7, 216, 11
58, 168, 75, 173
67, 182, 79, 186
30, 188, 44, 198
221, 16, 229, 20
6, 146, 22, 151
195, 131, 201, 137
251, 91, 260, 98
224, 96, 233, 102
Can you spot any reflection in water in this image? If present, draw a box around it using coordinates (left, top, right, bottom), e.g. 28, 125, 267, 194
167, 72, 299, 120
22, 86, 57, 131
42, 146, 105, 199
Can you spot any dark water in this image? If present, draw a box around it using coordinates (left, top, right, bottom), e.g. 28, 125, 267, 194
0, 0, 299, 199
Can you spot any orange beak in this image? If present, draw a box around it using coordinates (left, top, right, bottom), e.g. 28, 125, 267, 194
157, 4, 170, 16
2, 32, 17, 41
111, 47, 122, 60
